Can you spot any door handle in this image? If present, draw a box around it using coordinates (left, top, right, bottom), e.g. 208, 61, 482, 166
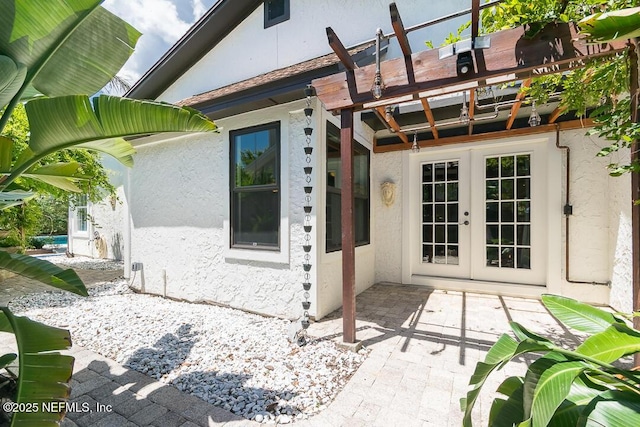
459, 220, 469, 225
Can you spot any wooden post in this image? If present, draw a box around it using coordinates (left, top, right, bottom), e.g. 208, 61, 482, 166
340, 108, 356, 344
630, 41, 640, 366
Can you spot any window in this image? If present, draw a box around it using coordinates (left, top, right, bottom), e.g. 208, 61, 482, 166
74, 194, 88, 233
264, 0, 289, 28
230, 122, 280, 249
325, 121, 370, 252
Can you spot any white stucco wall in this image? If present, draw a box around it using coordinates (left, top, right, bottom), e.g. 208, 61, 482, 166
372, 151, 404, 284
69, 157, 127, 260
370, 128, 632, 307
159, 0, 470, 103
315, 110, 377, 319
127, 100, 318, 319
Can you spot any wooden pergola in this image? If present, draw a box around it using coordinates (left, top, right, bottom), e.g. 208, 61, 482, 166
311, 1, 638, 346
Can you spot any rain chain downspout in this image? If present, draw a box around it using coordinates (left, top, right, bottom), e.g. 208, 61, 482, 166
555, 124, 609, 286
298, 85, 314, 346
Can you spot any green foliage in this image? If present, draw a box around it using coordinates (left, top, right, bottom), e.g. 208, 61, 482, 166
481, 0, 640, 176
0, 1, 218, 425
461, 295, 640, 427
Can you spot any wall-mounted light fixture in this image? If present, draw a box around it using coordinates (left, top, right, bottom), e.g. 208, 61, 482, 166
438, 36, 490, 77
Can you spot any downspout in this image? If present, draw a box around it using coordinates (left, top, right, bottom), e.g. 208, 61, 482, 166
555, 124, 609, 286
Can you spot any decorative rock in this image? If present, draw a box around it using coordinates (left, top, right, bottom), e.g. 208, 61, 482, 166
10, 277, 369, 423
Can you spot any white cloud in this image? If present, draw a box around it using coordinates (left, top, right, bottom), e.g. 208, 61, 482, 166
103, 0, 216, 86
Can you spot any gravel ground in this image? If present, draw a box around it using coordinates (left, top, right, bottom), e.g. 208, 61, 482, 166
48, 254, 124, 271
10, 274, 367, 424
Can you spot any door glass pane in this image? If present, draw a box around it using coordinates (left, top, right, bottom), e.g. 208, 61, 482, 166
485, 154, 531, 270
422, 160, 460, 265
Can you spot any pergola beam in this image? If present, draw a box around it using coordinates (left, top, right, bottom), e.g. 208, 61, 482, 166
326, 27, 357, 71
390, 3, 412, 58
471, 0, 480, 40
468, 90, 475, 135
420, 99, 439, 139
376, 106, 410, 146
506, 78, 531, 130
312, 23, 627, 113
548, 105, 567, 123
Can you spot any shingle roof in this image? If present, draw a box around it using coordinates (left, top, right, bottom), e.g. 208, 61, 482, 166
178, 40, 377, 108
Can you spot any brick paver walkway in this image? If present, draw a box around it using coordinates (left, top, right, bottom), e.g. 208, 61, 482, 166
0, 268, 579, 426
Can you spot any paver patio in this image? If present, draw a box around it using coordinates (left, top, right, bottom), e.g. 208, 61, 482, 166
1, 268, 586, 426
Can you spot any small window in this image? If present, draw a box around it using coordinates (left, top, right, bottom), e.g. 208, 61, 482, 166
73, 194, 88, 233
264, 0, 289, 28
230, 122, 280, 249
325, 122, 370, 252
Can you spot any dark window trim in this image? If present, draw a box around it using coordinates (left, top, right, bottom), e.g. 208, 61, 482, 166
264, 0, 290, 28
230, 121, 281, 250
325, 122, 371, 253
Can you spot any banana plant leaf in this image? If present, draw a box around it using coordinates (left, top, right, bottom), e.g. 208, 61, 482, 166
0, 308, 74, 427
21, 162, 90, 193
0, 135, 13, 171
576, 322, 640, 363
0, 190, 35, 209
2, 94, 217, 189
580, 390, 640, 427
541, 294, 626, 334
578, 7, 640, 42
0, 0, 140, 103
0, 55, 26, 110
0, 252, 87, 296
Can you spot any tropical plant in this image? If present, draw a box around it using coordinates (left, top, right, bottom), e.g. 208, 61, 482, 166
0, 0, 217, 425
461, 294, 640, 427
481, 1, 640, 176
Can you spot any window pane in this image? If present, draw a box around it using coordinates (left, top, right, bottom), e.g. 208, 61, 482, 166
517, 201, 530, 222
517, 155, 530, 176
447, 161, 458, 181
434, 162, 446, 182
486, 157, 499, 178
233, 191, 279, 246
501, 225, 514, 245
423, 225, 433, 243
486, 180, 499, 200
501, 202, 514, 222
435, 225, 445, 243
517, 225, 531, 246
486, 202, 499, 222
447, 183, 458, 202
423, 184, 432, 202
447, 204, 458, 222
501, 247, 515, 268
517, 248, 531, 269
448, 245, 459, 265
423, 204, 433, 222
435, 204, 446, 222
325, 122, 370, 252
434, 245, 446, 263
517, 178, 530, 199
501, 179, 514, 200
501, 156, 514, 177
422, 245, 433, 262
234, 128, 277, 187
487, 246, 499, 267
486, 225, 499, 244
435, 183, 445, 202
423, 164, 433, 182
447, 225, 458, 243
267, 0, 286, 20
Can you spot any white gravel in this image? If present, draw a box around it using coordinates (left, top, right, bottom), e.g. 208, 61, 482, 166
48, 254, 124, 271
10, 278, 367, 423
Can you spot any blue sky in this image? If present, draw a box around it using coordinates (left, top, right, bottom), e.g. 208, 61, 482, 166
103, 0, 217, 86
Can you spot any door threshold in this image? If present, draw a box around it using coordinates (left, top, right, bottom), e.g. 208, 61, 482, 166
409, 275, 547, 299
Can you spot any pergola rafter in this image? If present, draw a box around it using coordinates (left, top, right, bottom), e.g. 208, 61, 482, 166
311, 2, 632, 345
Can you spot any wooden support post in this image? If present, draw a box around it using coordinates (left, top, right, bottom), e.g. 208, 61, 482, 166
340, 108, 356, 344
630, 41, 640, 365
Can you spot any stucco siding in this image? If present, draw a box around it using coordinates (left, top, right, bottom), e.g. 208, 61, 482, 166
372, 151, 403, 284
127, 101, 315, 319
159, 0, 469, 103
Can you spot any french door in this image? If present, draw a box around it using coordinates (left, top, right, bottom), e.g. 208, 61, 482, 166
410, 142, 546, 286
